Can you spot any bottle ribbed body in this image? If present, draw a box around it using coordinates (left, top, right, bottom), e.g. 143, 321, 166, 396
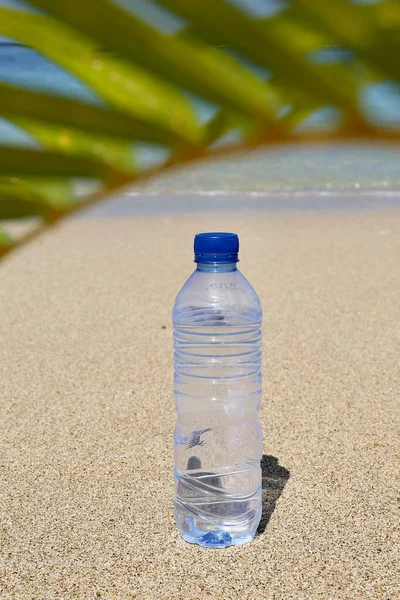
173, 266, 262, 548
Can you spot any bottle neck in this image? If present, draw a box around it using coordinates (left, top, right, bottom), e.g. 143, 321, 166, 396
196, 261, 238, 272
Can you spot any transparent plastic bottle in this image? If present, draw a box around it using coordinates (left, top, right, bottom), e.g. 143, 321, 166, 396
173, 232, 262, 548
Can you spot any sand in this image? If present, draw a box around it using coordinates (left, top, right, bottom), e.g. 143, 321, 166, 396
0, 209, 399, 600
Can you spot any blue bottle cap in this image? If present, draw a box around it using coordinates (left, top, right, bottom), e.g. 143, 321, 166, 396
194, 232, 239, 263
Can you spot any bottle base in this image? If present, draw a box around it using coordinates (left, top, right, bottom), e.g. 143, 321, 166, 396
175, 501, 261, 548
179, 527, 256, 548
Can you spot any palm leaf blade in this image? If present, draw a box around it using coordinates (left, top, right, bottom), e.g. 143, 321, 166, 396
292, 0, 400, 80
0, 7, 201, 146
157, 0, 361, 113
0, 145, 122, 180
10, 117, 135, 172
0, 82, 191, 147
25, 0, 281, 123
0, 228, 14, 249
0, 179, 67, 219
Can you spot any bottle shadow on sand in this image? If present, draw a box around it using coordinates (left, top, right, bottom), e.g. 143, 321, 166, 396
256, 454, 290, 536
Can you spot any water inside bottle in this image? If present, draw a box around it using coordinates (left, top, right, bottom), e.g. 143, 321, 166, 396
173, 316, 262, 547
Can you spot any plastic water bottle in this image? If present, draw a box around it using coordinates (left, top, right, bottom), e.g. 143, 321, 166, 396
173, 232, 263, 548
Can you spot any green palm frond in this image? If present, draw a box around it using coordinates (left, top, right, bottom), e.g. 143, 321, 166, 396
0, 0, 399, 258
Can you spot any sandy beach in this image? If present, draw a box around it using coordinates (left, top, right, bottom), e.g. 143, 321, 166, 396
0, 209, 399, 599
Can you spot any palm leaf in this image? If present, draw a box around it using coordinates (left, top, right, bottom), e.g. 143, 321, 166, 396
157, 0, 361, 114
0, 0, 398, 260
24, 179, 75, 208
291, 0, 400, 80
0, 178, 70, 220
10, 117, 135, 172
0, 228, 14, 254
0, 82, 192, 147
0, 7, 201, 147
0, 145, 127, 180
25, 0, 282, 124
